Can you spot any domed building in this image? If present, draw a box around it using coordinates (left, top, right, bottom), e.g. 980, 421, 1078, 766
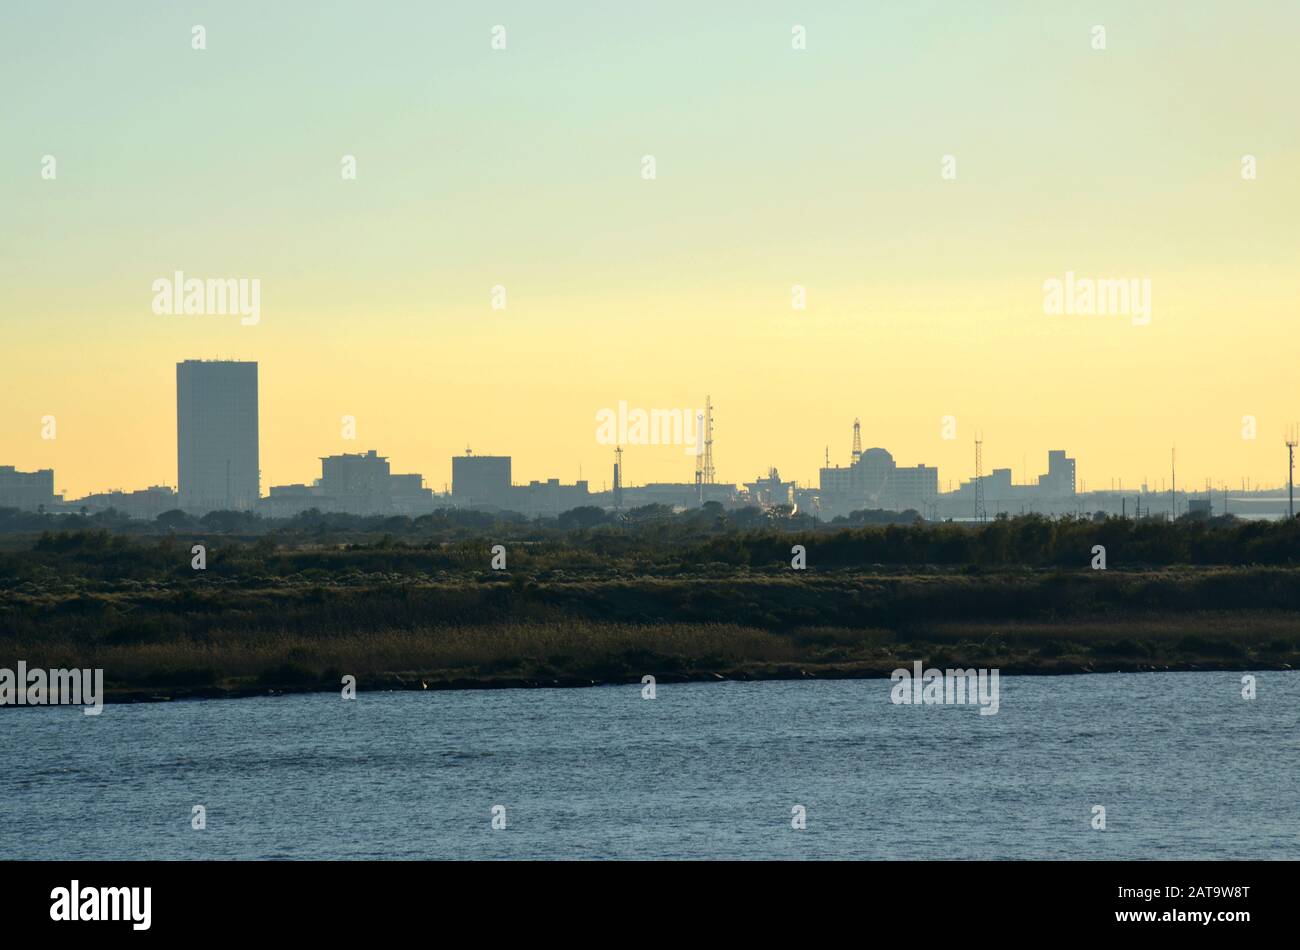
818, 424, 938, 518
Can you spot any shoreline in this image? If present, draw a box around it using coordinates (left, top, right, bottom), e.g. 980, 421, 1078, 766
4, 656, 1291, 708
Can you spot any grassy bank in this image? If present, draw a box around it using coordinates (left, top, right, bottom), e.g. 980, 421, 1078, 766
5, 606, 1298, 704
3, 524, 1298, 702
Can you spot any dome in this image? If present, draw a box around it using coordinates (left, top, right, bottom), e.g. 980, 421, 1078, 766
860, 447, 894, 464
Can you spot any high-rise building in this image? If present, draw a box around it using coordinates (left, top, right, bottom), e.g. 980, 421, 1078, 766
176, 360, 260, 514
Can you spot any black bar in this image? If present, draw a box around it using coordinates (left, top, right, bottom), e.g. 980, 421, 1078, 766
1, 860, 1284, 936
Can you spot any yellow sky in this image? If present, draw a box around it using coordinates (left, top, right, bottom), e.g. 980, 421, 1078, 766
2, 2, 1298, 498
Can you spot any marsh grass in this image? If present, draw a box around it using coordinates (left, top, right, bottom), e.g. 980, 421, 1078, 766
6, 612, 1295, 693
9, 622, 805, 688
4, 530, 1300, 694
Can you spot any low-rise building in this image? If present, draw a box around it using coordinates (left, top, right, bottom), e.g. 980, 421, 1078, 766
73, 485, 178, 520
263, 450, 434, 517
819, 447, 937, 517
0, 466, 59, 512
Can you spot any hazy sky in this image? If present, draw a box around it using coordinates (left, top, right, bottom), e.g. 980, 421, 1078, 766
3, 1, 1298, 499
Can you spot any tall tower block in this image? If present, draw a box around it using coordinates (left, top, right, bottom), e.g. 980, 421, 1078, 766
176, 360, 260, 514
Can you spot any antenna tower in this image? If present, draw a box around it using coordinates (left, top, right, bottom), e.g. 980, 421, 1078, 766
702, 396, 715, 485
1287, 426, 1298, 519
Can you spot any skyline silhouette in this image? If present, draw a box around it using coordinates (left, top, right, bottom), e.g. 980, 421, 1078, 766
2, 358, 1297, 520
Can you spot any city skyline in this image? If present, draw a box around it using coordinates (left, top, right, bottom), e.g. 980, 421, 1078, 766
3, 358, 1299, 516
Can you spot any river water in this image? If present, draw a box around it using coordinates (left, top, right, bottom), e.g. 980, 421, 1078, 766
3, 672, 1297, 859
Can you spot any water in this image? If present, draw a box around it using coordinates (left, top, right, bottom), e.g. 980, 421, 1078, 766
3, 672, 1297, 859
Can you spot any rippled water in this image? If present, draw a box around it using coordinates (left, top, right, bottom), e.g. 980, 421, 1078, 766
3, 671, 1297, 859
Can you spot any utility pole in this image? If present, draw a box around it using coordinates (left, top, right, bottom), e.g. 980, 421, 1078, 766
1286, 427, 1297, 519
614, 446, 624, 510
694, 412, 703, 503
1170, 446, 1176, 521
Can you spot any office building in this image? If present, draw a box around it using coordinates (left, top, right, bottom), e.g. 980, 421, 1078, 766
176, 360, 260, 514
263, 449, 434, 517
0, 466, 58, 512
819, 446, 938, 516
1038, 450, 1077, 496
452, 452, 512, 508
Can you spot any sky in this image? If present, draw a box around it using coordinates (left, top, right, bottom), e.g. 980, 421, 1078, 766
2, 1, 1298, 499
